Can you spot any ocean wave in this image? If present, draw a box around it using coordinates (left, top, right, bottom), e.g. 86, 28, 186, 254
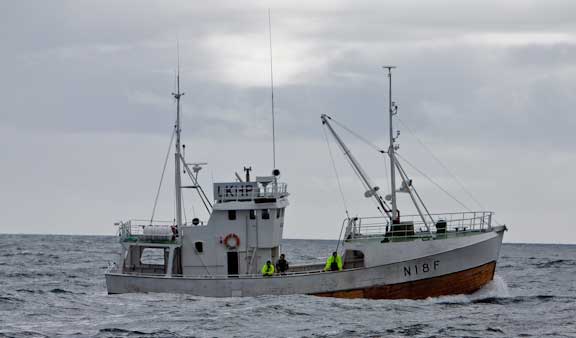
97, 328, 184, 337
0, 331, 48, 338
50, 288, 75, 294
0, 296, 24, 304
16, 289, 45, 294
99, 328, 146, 334
533, 259, 576, 268
471, 294, 556, 305
249, 303, 311, 317
1, 236, 575, 338
0, 272, 59, 278
395, 323, 428, 336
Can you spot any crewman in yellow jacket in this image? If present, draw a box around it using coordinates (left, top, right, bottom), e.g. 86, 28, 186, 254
261, 260, 275, 276
324, 251, 343, 271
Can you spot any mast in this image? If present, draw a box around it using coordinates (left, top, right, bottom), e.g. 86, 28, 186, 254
321, 114, 392, 218
383, 66, 398, 222
172, 56, 184, 228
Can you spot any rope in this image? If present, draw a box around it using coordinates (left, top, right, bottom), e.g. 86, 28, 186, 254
395, 153, 472, 212
189, 187, 197, 218
397, 117, 486, 210
322, 125, 350, 217
397, 118, 502, 225
330, 117, 384, 153
329, 116, 391, 195
382, 148, 391, 196
182, 190, 187, 225
322, 119, 391, 217
150, 127, 176, 225
335, 218, 348, 254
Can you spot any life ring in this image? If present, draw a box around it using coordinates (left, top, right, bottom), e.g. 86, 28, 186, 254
223, 233, 240, 249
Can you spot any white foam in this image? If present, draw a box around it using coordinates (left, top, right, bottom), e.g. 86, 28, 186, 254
469, 275, 510, 300
422, 275, 511, 304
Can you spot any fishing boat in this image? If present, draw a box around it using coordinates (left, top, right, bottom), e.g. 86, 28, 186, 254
105, 67, 506, 299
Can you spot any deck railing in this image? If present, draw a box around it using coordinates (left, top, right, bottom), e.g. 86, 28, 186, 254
107, 263, 341, 279
117, 220, 198, 243
345, 211, 493, 241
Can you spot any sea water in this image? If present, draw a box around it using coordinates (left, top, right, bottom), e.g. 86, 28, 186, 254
0, 235, 575, 338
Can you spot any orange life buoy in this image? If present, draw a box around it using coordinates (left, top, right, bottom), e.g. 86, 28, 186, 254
223, 233, 240, 249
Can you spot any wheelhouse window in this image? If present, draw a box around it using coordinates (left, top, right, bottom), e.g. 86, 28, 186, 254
276, 208, 281, 219
262, 209, 270, 220
140, 248, 166, 265
228, 210, 236, 220
249, 210, 256, 220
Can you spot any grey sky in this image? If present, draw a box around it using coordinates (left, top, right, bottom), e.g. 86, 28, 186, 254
1, 1, 575, 243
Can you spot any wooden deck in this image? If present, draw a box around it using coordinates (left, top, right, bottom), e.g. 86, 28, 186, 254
312, 261, 496, 299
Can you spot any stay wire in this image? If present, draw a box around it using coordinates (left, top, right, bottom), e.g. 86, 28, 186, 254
329, 116, 391, 195
150, 127, 176, 225
329, 117, 384, 153
182, 189, 187, 225
322, 125, 350, 218
323, 120, 390, 217
395, 152, 472, 212
397, 118, 502, 225
397, 117, 486, 210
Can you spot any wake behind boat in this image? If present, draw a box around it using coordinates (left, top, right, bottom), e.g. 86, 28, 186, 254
105, 67, 506, 299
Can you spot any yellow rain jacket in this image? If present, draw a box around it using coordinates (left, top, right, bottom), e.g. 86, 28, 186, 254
261, 263, 275, 276
324, 255, 343, 271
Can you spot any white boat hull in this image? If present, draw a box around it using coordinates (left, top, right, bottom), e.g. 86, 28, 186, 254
106, 228, 504, 299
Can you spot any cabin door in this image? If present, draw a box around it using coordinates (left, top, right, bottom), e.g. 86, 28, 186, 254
227, 251, 239, 275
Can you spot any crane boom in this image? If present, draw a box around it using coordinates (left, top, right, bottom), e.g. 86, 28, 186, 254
321, 114, 392, 218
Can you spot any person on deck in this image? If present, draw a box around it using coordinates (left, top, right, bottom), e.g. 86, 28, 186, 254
324, 251, 343, 271
276, 254, 289, 274
261, 260, 275, 277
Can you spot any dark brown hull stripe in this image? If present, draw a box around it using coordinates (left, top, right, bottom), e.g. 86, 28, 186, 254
312, 261, 497, 299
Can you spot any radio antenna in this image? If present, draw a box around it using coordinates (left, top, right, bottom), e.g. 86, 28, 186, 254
268, 8, 277, 170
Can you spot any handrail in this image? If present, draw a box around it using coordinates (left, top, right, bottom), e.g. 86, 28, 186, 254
106, 256, 333, 279
345, 211, 493, 241
111, 266, 339, 279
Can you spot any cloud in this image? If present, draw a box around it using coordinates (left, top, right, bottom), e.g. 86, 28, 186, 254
1, 0, 575, 243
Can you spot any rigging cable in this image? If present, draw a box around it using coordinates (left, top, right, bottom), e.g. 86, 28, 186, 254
397, 118, 484, 209
329, 116, 391, 194
321, 125, 350, 218
382, 147, 390, 197
322, 125, 352, 254
397, 117, 502, 225
182, 189, 187, 225
323, 120, 390, 217
395, 152, 472, 212
150, 127, 176, 225
330, 117, 384, 153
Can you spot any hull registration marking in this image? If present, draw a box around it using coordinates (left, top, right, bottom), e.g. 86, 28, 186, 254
403, 260, 440, 277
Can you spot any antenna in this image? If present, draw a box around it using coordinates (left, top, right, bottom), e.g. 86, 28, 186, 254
268, 8, 277, 171
172, 41, 185, 228
382, 65, 398, 222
